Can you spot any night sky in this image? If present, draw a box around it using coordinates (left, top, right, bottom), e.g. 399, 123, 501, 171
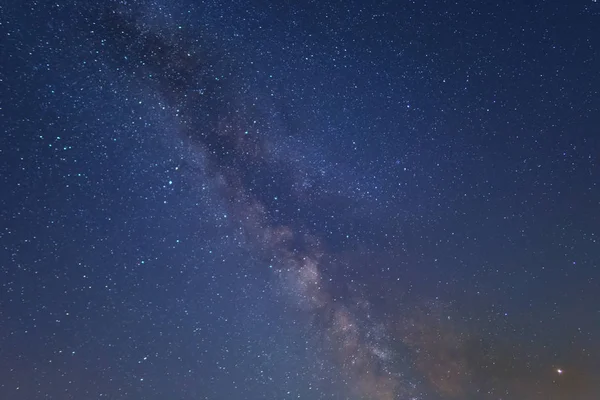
1, 1, 599, 399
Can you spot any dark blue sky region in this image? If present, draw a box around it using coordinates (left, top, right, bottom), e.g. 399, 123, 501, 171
1, 1, 599, 399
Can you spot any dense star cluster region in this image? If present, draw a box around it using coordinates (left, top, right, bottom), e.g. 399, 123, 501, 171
1, 1, 599, 399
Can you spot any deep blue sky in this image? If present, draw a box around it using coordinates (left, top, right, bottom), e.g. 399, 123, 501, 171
1, 1, 599, 399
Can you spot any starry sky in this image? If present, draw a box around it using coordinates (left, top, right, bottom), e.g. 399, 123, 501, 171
1, 0, 599, 399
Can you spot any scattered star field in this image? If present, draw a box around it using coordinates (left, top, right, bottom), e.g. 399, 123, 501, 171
1, 1, 599, 399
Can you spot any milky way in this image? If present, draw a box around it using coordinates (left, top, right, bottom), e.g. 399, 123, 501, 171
2, 1, 599, 399
96, 7, 414, 398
